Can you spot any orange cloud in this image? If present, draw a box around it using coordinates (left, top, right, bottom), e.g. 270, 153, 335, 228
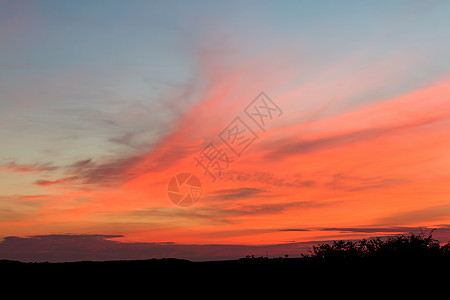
2, 44, 450, 250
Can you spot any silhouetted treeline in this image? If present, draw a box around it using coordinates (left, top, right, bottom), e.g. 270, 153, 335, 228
306, 230, 450, 265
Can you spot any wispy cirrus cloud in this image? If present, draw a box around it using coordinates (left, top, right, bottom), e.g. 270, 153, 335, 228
374, 205, 450, 226
223, 200, 331, 216
0, 198, 43, 222
34, 176, 78, 186
264, 114, 449, 160
279, 226, 439, 234
326, 173, 406, 192
30, 143, 194, 188
0, 161, 59, 173
221, 171, 316, 188
206, 187, 269, 201
66, 146, 194, 186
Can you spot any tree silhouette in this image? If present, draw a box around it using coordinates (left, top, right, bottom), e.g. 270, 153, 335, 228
307, 229, 450, 265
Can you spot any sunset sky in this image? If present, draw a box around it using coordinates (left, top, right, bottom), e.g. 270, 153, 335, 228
1, 0, 450, 261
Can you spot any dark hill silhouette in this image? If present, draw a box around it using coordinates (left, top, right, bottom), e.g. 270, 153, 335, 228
2, 231, 449, 271
3, 231, 450, 287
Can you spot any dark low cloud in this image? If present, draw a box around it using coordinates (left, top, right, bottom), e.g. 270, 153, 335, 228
3, 226, 450, 262
279, 225, 450, 241
318, 227, 415, 233
0, 234, 315, 262
318, 226, 443, 234
280, 226, 446, 233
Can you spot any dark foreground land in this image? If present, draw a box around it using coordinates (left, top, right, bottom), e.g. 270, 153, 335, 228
2, 255, 450, 288
2, 232, 450, 284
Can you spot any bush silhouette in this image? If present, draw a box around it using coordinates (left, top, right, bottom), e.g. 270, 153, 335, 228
307, 229, 450, 265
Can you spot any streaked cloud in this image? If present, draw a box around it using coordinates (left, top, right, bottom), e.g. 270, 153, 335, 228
374, 205, 450, 226
326, 173, 406, 192
0, 161, 59, 173
221, 171, 316, 188
206, 187, 268, 201
264, 115, 449, 160
34, 176, 78, 186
